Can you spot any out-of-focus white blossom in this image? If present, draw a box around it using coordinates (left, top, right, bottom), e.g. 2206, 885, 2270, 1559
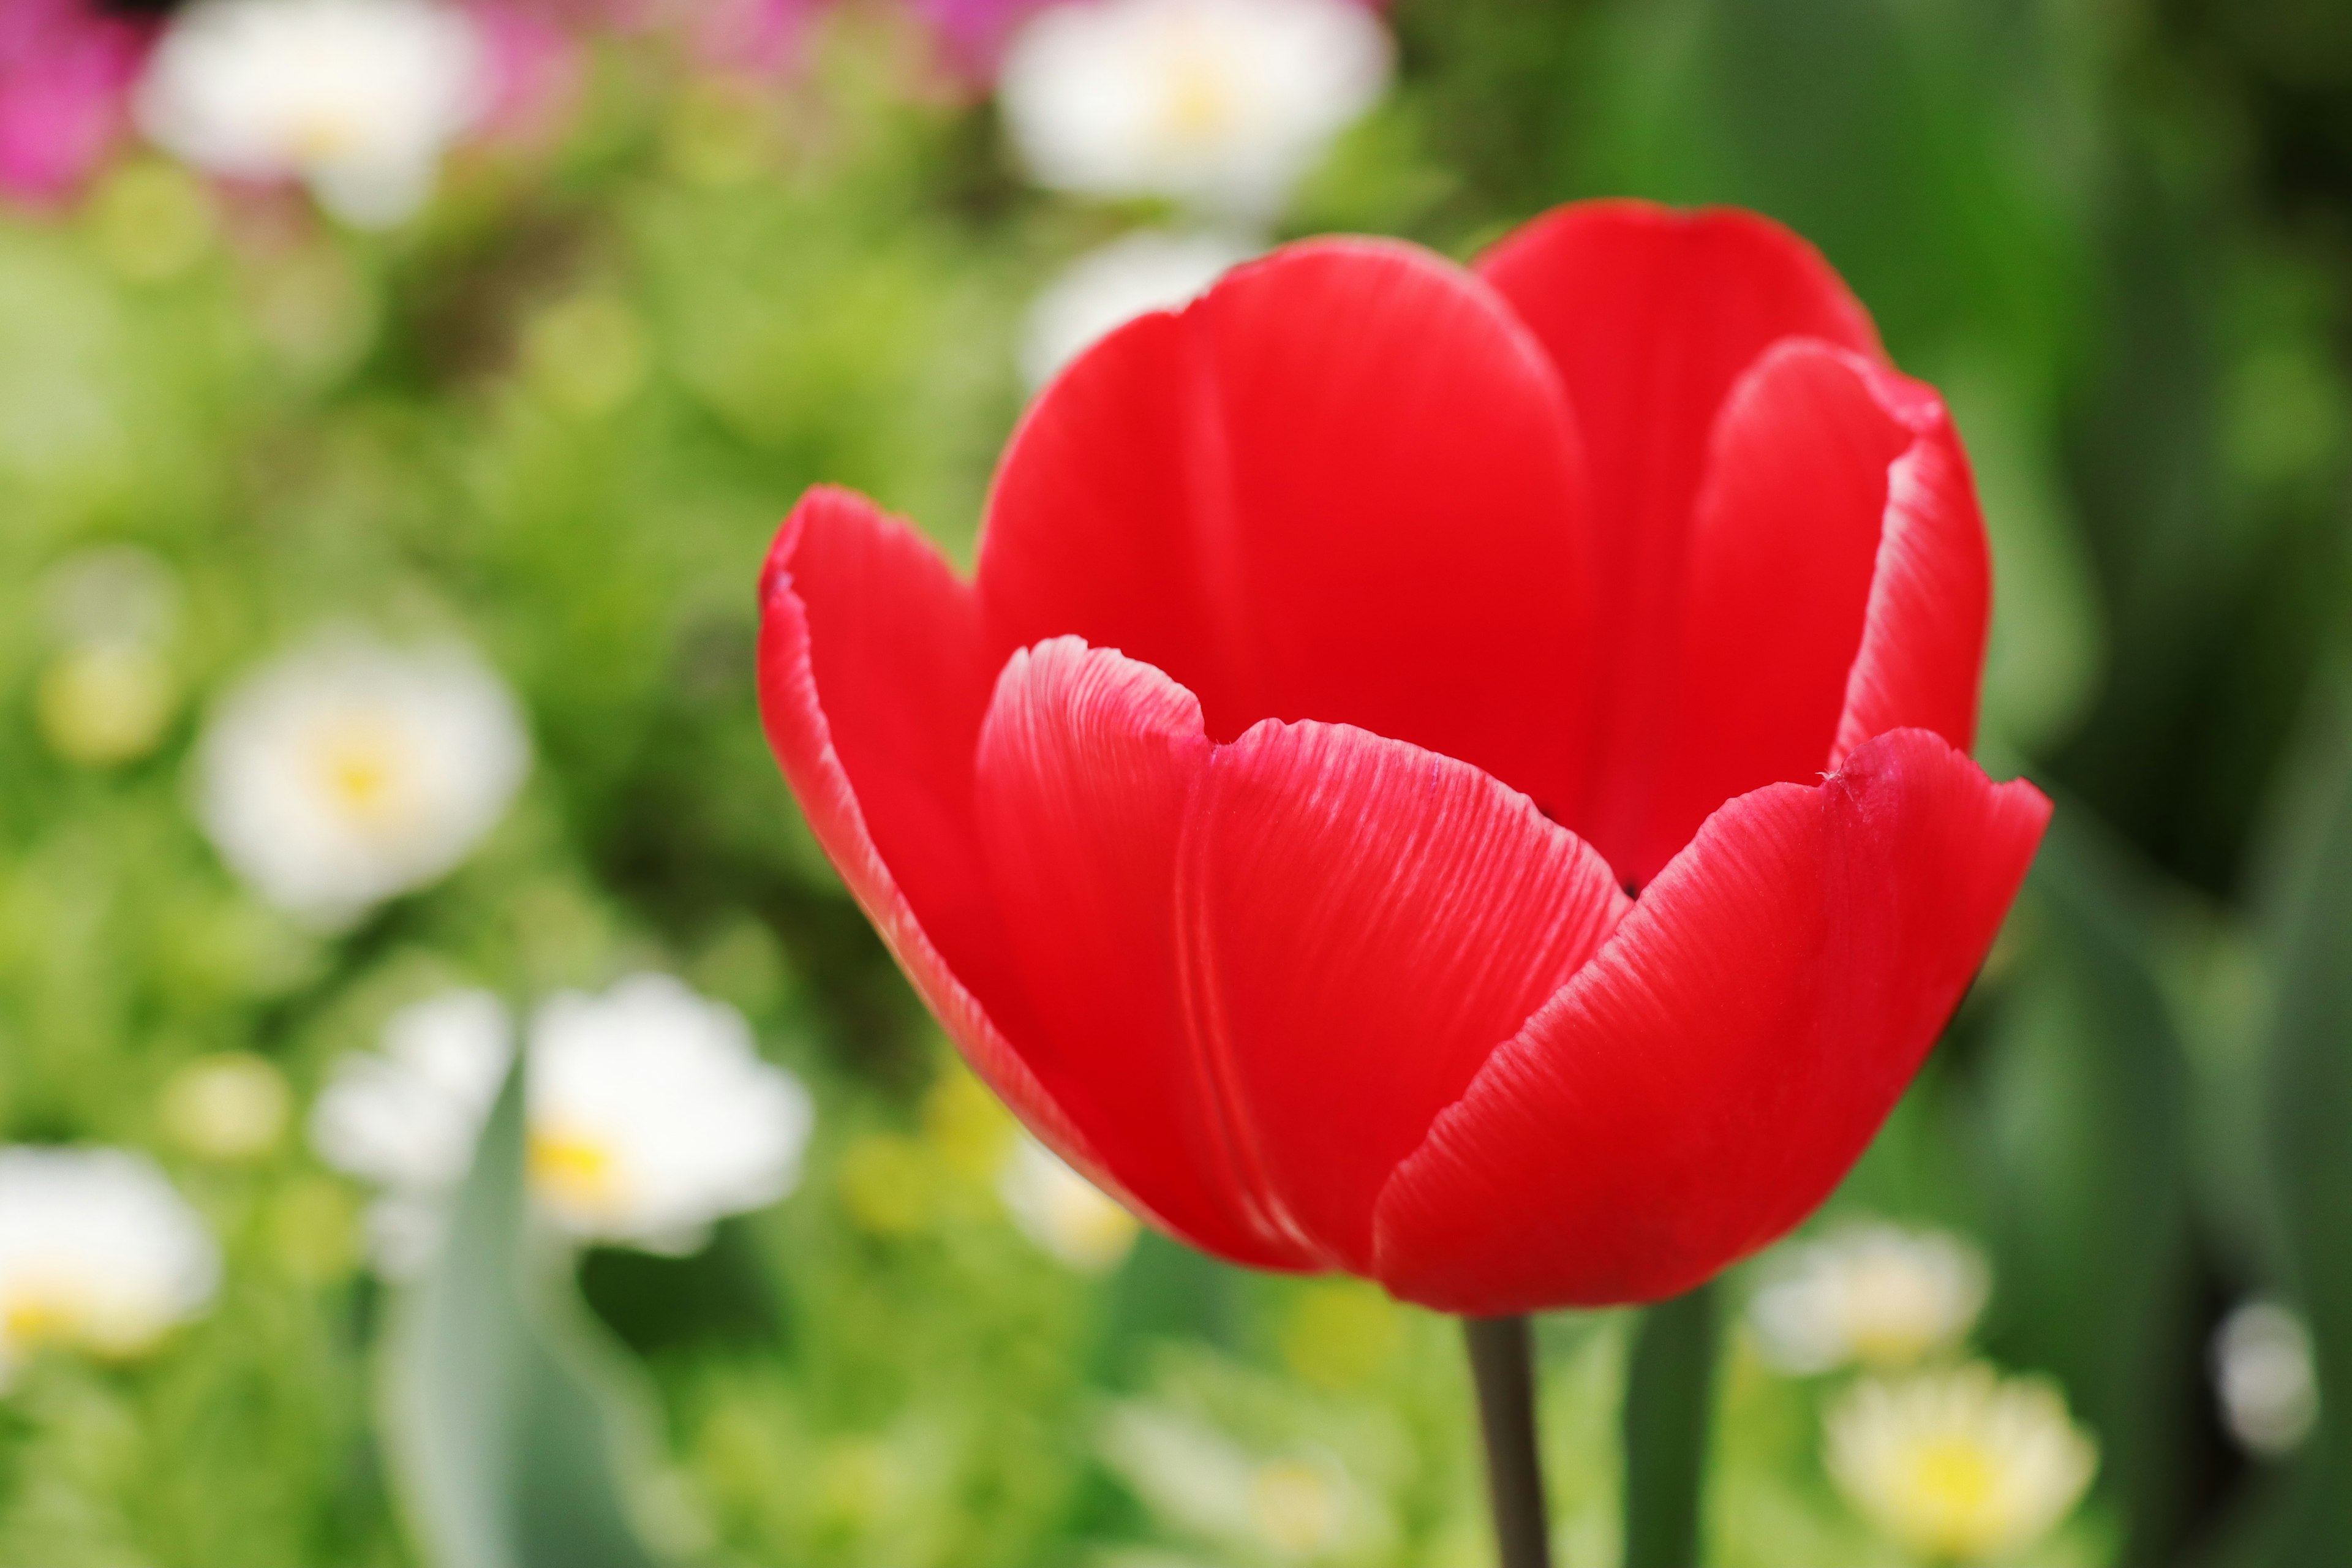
196, 633, 529, 928
1826, 1363, 2097, 1566
1100, 1403, 1383, 1561
1000, 0, 1390, 221
525, 973, 813, 1251
1020, 228, 1254, 389
311, 977, 813, 1273
311, 987, 511, 1273
135, 0, 488, 227
2214, 1299, 2319, 1458
997, 1133, 1138, 1272
1747, 1222, 1989, 1374
0, 1148, 219, 1383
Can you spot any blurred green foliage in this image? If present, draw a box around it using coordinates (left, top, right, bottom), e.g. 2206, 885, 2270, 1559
0, 1, 2349, 1564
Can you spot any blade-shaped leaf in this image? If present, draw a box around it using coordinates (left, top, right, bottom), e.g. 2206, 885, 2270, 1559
1978, 807, 2199, 1561
2258, 676, 2352, 1554
381, 1055, 669, 1568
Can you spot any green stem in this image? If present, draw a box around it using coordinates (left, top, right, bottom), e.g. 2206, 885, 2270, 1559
1621, 1281, 1721, 1568
1463, 1314, 1552, 1568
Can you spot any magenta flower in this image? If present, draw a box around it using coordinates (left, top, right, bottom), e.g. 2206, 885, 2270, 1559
0, 0, 150, 208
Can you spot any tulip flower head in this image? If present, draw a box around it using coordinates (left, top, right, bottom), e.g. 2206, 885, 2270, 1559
1826, 1365, 2095, 1564
998, 0, 1390, 221
756, 200, 2052, 1313
0, 1148, 220, 1383
1747, 1222, 1989, 1374
312, 978, 813, 1272
135, 0, 488, 227
195, 633, 530, 927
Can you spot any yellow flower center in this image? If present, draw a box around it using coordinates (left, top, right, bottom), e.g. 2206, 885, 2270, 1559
1, 1287, 88, 1349
1161, 43, 1238, 145
311, 718, 415, 826
1894, 1436, 2010, 1559
1250, 1458, 1339, 1556
288, 109, 365, 164
527, 1126, 622, 1217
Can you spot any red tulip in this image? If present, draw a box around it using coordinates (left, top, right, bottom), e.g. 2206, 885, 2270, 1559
757, 199, 2051, 1313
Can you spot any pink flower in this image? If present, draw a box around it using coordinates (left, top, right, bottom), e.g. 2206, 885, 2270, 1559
466, 1, 584, 145
0, 0, 150, 207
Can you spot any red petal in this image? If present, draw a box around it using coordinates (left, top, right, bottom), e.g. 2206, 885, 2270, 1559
1177, 717, 1630, 1272
972, 638, 1308, 1268
1830, 372, 1990, 766
1632, 343, 1983, 883
981, 237, 1593, 823
1477, 200, 1882, 862
1371, 729, 2049, 1313
756, 489, 1106, 1182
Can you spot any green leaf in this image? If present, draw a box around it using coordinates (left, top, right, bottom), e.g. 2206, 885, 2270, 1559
1978, 809, 2199, 1561
2257, 674, 2352, 1553
1621, 1281, 1719, 1568
380, 1056, 670, 1568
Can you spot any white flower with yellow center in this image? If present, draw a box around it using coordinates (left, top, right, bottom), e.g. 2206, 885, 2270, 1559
999, 0, 1392, 221
2214, 1299, 2319, 1458
524, 973, 813, 1251
997, 1133, 1139, 1272
196, 634, 529, 928
312, 978, 813, 1273
1101, 1402, 1379, 1561
1022, 228, 1256, 390
1826, 1364, 2097, 1566
0, 1148, 220, 1384
1747, 1222, 1989, 1374
135, 0, 488, 228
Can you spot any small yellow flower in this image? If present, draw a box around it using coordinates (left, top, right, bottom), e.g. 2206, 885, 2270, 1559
920, 1067, 1014, 1182
522, 293, 649, 420
1826, 1363, 2097, 1564
160, 1053, 292, 1162
1279, 1281, 1401, 1391
37, 643, 178, 766
837, 1135, 932, 1238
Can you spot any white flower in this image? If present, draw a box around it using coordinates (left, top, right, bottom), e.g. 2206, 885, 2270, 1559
0, 1148, 220, 1383
1826, 1364, 2097, 1566
525, 973, 813, 1251
312, 978, 813, 1273
196, 633, 529, 927
1747, 1222, 1989, 1374
1000, 0, 1391, 220
135, 0, 488, 227
997, 1134, 1138, 1272
2214, 1300, 2319, 1458
1021, 228, 1256, 390
1101, 1403, 1379, 1561
311, 987, 511, 1273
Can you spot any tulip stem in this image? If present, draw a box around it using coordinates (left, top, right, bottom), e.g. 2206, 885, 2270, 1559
1463, 1314, 1551, 1568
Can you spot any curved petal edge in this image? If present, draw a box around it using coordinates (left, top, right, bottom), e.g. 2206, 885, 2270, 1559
1370, 729, 2049, 1313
